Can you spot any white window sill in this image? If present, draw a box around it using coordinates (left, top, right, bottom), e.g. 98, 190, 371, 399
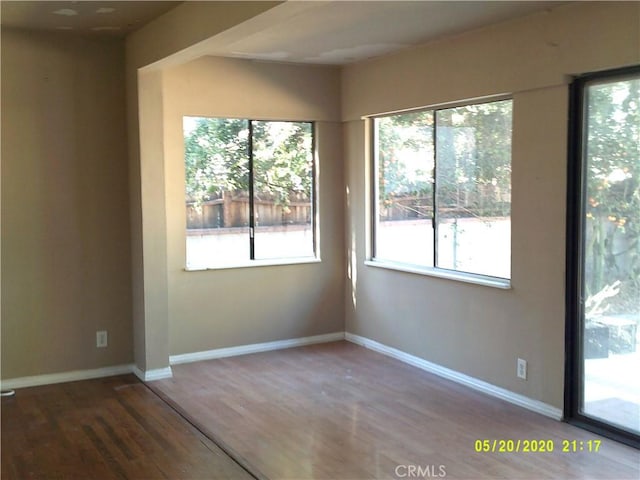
185, 257, 321, 272
364, 259, 511, 289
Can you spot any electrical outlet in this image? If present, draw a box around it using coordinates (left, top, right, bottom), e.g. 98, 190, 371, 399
517, 358, 527, 380
96, 330, 108, 348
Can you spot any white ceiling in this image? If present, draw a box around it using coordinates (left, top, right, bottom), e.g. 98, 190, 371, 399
216, 1, 564, 65
0, 1, 181, 36
1, 1, 566, 64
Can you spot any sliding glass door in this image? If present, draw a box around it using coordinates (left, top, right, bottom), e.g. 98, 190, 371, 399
566, 66, 640, 447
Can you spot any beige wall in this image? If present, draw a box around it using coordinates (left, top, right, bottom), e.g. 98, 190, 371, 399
1, 29, 133, 379
342, 2, 639, 120
342, 2, 640, 409
126, 1, 282, 372
162, 57, 344, 355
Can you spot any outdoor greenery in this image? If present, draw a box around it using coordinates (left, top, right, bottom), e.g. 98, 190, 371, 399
584, 77, 639, 314
184, 117, 249, 203
376, 100, 512, 221
184, 117, 313, 209
253, 120, 313, 208
376, 110, 433, 211
436, 101, 512, 217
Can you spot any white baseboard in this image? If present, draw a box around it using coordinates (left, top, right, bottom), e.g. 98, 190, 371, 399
0, 332, 344, 390
170, 332, 345, 365
1, 331, 562, 422
1, 363, 174, 390
0, 364, 134, 391
132, 366, 173, 382
345, 332, 563, 421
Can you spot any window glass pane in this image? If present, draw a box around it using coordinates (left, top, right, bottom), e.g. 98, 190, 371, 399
375, 111, 434, 266
253, 121, 314, 260
581, 75, 640, 433
435, 100, 512, 278
184, 117, 250, 268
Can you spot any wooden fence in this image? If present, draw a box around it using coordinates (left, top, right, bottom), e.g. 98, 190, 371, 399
187, 191, 311, 229
380, 185, 511, 221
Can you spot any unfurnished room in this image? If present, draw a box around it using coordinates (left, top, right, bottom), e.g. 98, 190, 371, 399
1, 1, 639, 479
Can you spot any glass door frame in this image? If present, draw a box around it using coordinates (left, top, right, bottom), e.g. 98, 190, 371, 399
565, 64, 640, 449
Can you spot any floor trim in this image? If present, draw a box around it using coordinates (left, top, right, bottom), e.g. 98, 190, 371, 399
345, 332, 563, 420
133, 366, 174, 382
0, 364, 134, 390
0, 333, 344, 390
1, 330, 564, 421
170, 332, 345, 365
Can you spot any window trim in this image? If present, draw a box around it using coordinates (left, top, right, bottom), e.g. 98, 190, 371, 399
183, 117, 319, 270
368, 95, 513, 285
365, 93, 512, 120
364, 259, 511, 289
185, 257, 321, 272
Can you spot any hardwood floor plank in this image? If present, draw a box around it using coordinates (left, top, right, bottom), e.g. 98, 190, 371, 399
151, 341, 640, 480
82, 424, 129, 480
95, 416, 136, 461
1, 375, 254, 480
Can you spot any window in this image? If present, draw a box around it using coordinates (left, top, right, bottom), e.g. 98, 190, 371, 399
184, 117, 316, 269
372, 98, 512, 280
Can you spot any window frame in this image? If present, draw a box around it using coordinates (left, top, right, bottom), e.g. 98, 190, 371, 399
564, 65, 640, 449
183, 117, 319, 271
367, 95, 513, 289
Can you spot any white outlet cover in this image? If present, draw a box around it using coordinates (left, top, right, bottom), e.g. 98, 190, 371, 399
97, 331, 108, 348
517, 358, 527, 379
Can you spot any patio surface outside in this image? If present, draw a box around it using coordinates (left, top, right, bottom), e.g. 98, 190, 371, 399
584, 326, 640, 434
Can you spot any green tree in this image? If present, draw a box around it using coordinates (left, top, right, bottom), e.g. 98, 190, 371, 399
584, 77, 640, 312
377, 111, 433, 220
376, 101, 512, 221
184, 118, 313, 208
436, 100, 512, 217
184, 117, 249, 205
253, 121, 313, 209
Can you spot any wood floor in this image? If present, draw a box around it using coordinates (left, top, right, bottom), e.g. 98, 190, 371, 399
1, 375, 253, 480
151, 341, 640, 480
3, 343, 639, 479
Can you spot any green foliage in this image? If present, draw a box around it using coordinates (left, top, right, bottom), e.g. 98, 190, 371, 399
253, 121, 313, 207
583, 77, 639, 312
436, 100, 512, 217
184, 117, 313, 208
184, 117, 249, 204
376, 100, 512, 220
377, 111, 433, 204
